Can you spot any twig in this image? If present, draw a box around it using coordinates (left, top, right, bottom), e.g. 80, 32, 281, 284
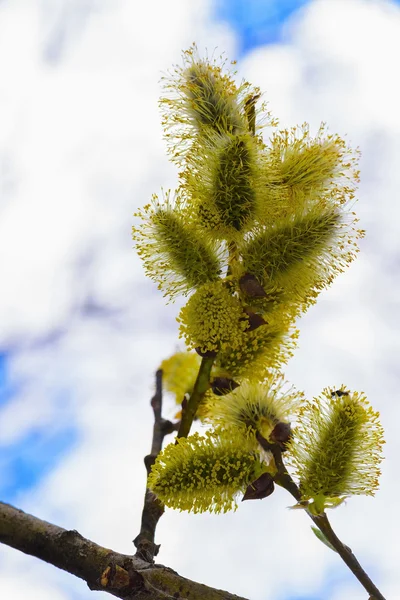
256, 434, 386, 600
176, 356, 215, 439
244, 92, 260, 136
310, 513, 386, 600
135, 356, 215, 561
0, 501, 249, 600
133, 369, 178, 562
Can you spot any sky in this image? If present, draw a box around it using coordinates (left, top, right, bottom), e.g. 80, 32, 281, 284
0, 0, 399, 599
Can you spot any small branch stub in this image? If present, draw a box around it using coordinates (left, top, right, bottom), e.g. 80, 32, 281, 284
100, 564, 131, 590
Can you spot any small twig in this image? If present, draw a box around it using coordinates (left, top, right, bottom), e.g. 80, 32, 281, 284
135, 356, 215, 561
134, 369, 178, 562
257, 433, 301, 502
310, 513, 386, 600
176, 356, 215, 439
244, 92, 260, 136
256, 434, 386, 600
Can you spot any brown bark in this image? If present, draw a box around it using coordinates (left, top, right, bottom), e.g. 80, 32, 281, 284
0, 501, 248, 600
134, 368, 179, 562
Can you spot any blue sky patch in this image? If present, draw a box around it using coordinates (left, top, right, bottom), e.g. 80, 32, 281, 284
0, 352, 6, 392
215, 0, 309, 55
0, 425, 77, 502
0, 351, 13, 408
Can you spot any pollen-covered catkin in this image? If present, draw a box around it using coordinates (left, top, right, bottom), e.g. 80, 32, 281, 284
185, 132, 260, 238
159, 47, 251, 163
132, 195, 222, 299
160, 352, 201, 403
239, 205, 360, 315
148, 428, 269, 513
215, 314, 297, 380
288, 388, 384, 513
182, 61, 245, 136
207, 377, 300, 441
270, 124, 359, 203
177, 281, 248, 353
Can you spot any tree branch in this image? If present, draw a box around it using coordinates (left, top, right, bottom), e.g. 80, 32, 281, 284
309, 512, 385, 600
134, 369, 178, 563
177, 356, 215, 439
0, 501, 248, 600
134, 356, 215, 563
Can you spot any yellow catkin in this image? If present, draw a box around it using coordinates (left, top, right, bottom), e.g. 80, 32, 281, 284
238, 204, 362, 316
215, 315, 297, 380
177, 281, 248, 353
288, 387, 384, 513
132, 193, 222, 300
160, 351, 201, 404
207, 376, 301, 440
148, 428, 269, 513
159, 45, 271, 163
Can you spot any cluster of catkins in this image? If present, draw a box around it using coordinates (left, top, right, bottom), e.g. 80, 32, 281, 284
133, 47, 384, 515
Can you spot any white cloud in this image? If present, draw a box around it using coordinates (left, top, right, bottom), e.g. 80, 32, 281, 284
1, 0, 399, 599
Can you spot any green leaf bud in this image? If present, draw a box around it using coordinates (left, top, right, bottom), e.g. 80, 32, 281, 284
311, 526, 338, 553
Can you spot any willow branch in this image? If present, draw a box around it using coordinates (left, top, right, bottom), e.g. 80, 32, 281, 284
176, 356, 215, 439
0, 502, 248, 600
133, 369, 178, 562
135, 355, 215, 561
308, 512, 385, 600
256, 434, 386, 600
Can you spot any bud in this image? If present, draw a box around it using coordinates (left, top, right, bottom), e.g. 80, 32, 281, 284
239, 273, 267, 298
242, 472, 275, 501
270, 422, 292, 449
242, 308, 267, 331
210, 377, 239, 396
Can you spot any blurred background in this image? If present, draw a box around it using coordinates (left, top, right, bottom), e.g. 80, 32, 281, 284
0, 1, 399, 599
